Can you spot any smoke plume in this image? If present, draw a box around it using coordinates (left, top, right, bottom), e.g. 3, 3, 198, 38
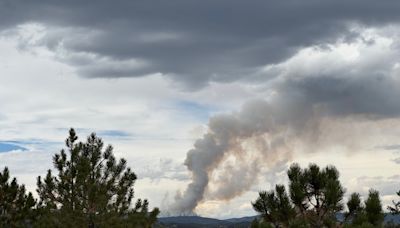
169, 71, 400, 215
168, 99, 310, 214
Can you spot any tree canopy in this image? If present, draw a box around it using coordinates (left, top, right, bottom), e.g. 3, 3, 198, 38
252, 184, 295, 227
0, 167, 36, 227
0, 129, 159, 227
35, 128, 159, 227
252, 163, 389, 228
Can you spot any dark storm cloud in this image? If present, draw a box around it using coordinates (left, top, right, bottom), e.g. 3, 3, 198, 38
275, 74, 400, 119
2, 0, 400, 87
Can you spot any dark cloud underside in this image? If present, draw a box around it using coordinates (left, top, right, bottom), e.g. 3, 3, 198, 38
1, 1, 400, 87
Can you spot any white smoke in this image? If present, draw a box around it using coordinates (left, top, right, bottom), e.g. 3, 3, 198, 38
168, 100, 300, 214
168, 76, 400, 214
169, 32, 400, 214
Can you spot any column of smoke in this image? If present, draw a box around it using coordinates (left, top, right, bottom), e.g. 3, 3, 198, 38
169, 99, 312, 214
168, 75, 400, 215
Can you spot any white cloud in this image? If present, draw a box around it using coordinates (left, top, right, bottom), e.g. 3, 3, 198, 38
1, 23, 400, 218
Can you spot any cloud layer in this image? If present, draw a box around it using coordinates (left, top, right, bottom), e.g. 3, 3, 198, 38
2, 1, 400, 87
1, 0, 400, 218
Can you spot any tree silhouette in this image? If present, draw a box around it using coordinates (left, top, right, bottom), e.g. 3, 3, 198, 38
253, 163, 345, 227
35, 128, 159, 227
388, 190, 400, 215
252, 184, 295, 227
0, 167, 36, 227
364, 189, 384, 226
341, 190, 386, 227
343, 193, 363, 224
287, 163, 345, 227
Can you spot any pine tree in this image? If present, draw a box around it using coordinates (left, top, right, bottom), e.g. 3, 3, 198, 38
126, 199, 160, 228
250, 218, 274, 228
343, 193, 363, 224
35, 128, 159, 227
252, 163, 345, 227
342, 190, 386, 227
252, 184, 295, 227
0, 167, 36, 227
364, 189, 384, 226
287, 163, 345, 227
343, 192, 372, 227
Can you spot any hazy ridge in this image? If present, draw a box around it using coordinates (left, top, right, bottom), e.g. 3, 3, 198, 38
158, 214, 400, 227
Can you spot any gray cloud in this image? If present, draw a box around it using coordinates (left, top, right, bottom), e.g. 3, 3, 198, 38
379, 144, 400, 151
2, 1, 400, 216
2, 1, 400, 87
276, 75, 400, 119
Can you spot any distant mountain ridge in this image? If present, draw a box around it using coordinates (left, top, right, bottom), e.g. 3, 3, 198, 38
158, 214, 400, 228
158, 215, 255, 228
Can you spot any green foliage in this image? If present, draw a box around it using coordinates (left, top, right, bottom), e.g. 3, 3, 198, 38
253, 163, 345, 227
344, 222, 376, 228
344, 193, 364, 224
251, 164, 390, 228
127, 199, 160, 227
287, 163, 345, 226
364, 189, 384, 226
252, 184, 295, 227
0, 167, 36, 227
342, 190, 385, 227
35, 128, 159, 227
288, 218, 310, 228
250, 218, 274, 228
347, 193, 363, 215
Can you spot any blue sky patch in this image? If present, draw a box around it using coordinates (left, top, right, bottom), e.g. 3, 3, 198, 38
98, 130, 131, 138
57, 128, 131, 139
0, 139, 61, 152
0, 142, 28, 153
175, 100, 216, 122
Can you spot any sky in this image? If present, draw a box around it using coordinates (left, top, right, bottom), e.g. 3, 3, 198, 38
0, 0, 400, 218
